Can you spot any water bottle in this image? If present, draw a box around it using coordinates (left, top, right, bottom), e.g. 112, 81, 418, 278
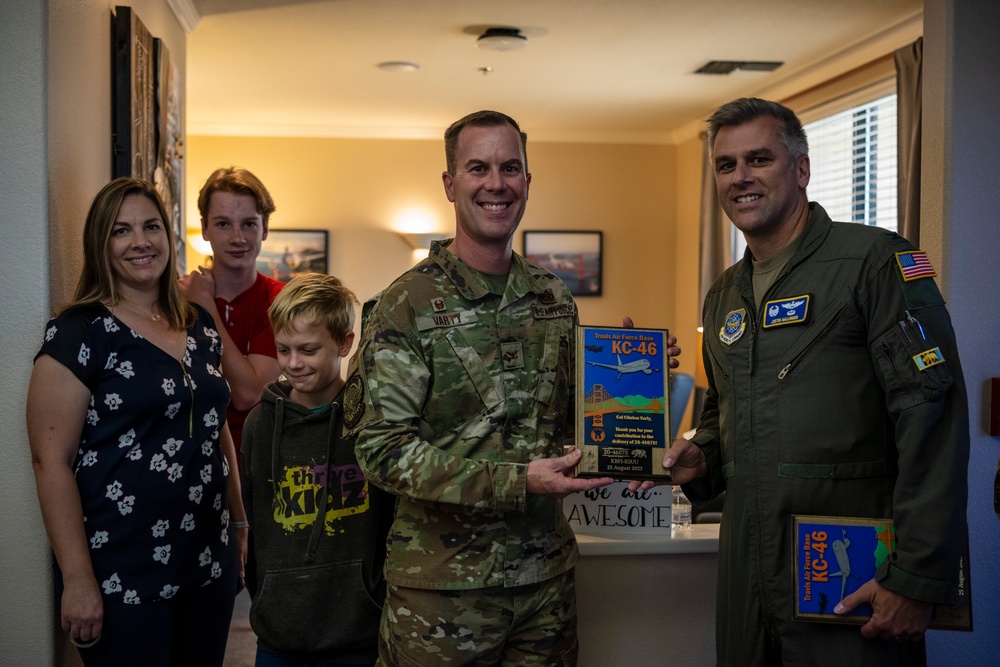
671, 486, 692, 531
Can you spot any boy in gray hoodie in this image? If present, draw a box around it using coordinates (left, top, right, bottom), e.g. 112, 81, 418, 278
241, 273, 393, 667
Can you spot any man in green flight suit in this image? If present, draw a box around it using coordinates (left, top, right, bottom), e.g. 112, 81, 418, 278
651, 98, 971, 666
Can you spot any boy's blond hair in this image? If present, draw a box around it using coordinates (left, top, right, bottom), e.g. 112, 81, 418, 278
267, 273, 358, 343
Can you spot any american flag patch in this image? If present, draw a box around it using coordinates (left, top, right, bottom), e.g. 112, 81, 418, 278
895, 250, 937, 281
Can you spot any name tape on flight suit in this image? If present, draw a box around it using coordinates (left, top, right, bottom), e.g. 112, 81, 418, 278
762, 294, 811, 329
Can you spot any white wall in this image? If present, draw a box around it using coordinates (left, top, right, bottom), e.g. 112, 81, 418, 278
0, 1, 186, 663
0, 0, 52, 663
923, 0, 1000, 663
48, 0, 187, 308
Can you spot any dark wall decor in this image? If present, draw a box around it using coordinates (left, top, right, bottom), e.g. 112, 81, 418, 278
154, 38, 184, 271
112, 6, 155, 180
112, 6, 185, 270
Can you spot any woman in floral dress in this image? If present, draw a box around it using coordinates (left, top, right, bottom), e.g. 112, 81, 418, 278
27, 178, 247, 666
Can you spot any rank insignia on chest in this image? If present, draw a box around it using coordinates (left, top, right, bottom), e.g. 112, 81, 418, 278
539, 289, 556, 304
913, 347, 945, 371
430, 297, 447, 312
501, 341, 525, 369
762, 294, 811, 329
719, 308, 747, 345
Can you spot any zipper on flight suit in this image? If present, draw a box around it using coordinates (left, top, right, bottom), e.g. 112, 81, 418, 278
775, 302, 847, 381
777, 327, 831, 380
744, 299, 783, 640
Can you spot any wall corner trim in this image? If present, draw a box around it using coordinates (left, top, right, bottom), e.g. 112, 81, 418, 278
166, 0, 200, 34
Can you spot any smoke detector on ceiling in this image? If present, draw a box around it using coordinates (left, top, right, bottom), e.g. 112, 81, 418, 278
477, 27, 527, 51
377, 61, 420, 73
694, 60, 784, 75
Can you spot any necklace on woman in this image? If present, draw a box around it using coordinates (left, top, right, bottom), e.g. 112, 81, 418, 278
116, 299, 162, 322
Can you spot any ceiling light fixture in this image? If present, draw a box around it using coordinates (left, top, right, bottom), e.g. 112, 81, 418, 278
693, 60, 783, 75
477, 27, 526, 52
377, 61, 420, 73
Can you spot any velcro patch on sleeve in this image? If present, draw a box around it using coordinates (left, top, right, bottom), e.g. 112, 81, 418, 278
913, 347, 945, 371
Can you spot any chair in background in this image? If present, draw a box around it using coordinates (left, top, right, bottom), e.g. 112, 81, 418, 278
670, 371, 725, 523
669, 372, 695, 440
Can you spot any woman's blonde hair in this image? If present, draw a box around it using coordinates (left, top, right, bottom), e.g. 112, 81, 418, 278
62, 177, 195, 329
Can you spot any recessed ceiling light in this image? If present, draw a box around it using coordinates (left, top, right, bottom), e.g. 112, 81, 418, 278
377, 61, 420, 73
477, 27, 526, 52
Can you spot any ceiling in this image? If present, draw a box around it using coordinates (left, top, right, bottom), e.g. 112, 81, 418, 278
185, 0, 922, 144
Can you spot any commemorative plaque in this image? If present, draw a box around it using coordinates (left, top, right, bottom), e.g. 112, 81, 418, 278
575, 325, 672, 480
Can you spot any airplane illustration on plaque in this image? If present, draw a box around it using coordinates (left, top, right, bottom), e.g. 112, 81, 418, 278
586, 354, 658, 381
828, 529, 862, 601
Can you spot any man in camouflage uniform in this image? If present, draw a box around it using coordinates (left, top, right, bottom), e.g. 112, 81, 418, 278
656, 98, 970, 666
343, 110, 622, 665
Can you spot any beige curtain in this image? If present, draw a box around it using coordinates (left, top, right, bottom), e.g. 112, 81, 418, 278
698, 134, 730, 324
896, 37, 922, 246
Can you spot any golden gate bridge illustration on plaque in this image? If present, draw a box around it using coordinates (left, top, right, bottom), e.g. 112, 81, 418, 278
575, 325, 672, 480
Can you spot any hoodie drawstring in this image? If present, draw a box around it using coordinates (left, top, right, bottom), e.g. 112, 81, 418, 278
304, 403, 340, 563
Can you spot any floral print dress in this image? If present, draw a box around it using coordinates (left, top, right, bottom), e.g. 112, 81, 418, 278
37, 304, 234, 604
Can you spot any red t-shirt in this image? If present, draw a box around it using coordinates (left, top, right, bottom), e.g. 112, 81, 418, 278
216, 272, 284, 460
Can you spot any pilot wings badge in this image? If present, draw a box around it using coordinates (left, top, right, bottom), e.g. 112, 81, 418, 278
720, 308, 747, 345
762, 294, 811, 328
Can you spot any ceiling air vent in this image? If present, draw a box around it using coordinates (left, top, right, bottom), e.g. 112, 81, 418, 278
694, 60, 784, 75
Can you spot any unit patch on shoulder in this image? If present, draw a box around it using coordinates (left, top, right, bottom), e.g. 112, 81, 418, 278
342, 374, 365, 429
913, 347, 945, 371
762, 294, 811, 329
720, 308, 747, 346
895, 250, 937, 282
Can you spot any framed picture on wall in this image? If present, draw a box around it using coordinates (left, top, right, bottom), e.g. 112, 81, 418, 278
523, 230, 603, 296
111, 6, 155, 181
256, 229, 329, 282
111, 6, 184, 271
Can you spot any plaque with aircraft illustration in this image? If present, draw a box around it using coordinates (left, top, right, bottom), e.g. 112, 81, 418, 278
575, 325, 672, 480
793, 515, 972, 631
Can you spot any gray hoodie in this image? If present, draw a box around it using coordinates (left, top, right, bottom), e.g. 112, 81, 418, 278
241, 381, 394, 663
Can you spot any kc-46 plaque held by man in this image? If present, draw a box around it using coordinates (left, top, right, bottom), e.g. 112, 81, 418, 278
576, 325, 672, 480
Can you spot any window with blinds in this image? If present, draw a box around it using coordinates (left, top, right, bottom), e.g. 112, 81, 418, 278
804, 94, 898, 231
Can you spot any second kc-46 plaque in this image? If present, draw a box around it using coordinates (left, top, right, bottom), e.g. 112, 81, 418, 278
575, 325, 672, 480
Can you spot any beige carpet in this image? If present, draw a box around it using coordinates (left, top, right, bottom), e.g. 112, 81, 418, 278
224, 588, 257, 667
